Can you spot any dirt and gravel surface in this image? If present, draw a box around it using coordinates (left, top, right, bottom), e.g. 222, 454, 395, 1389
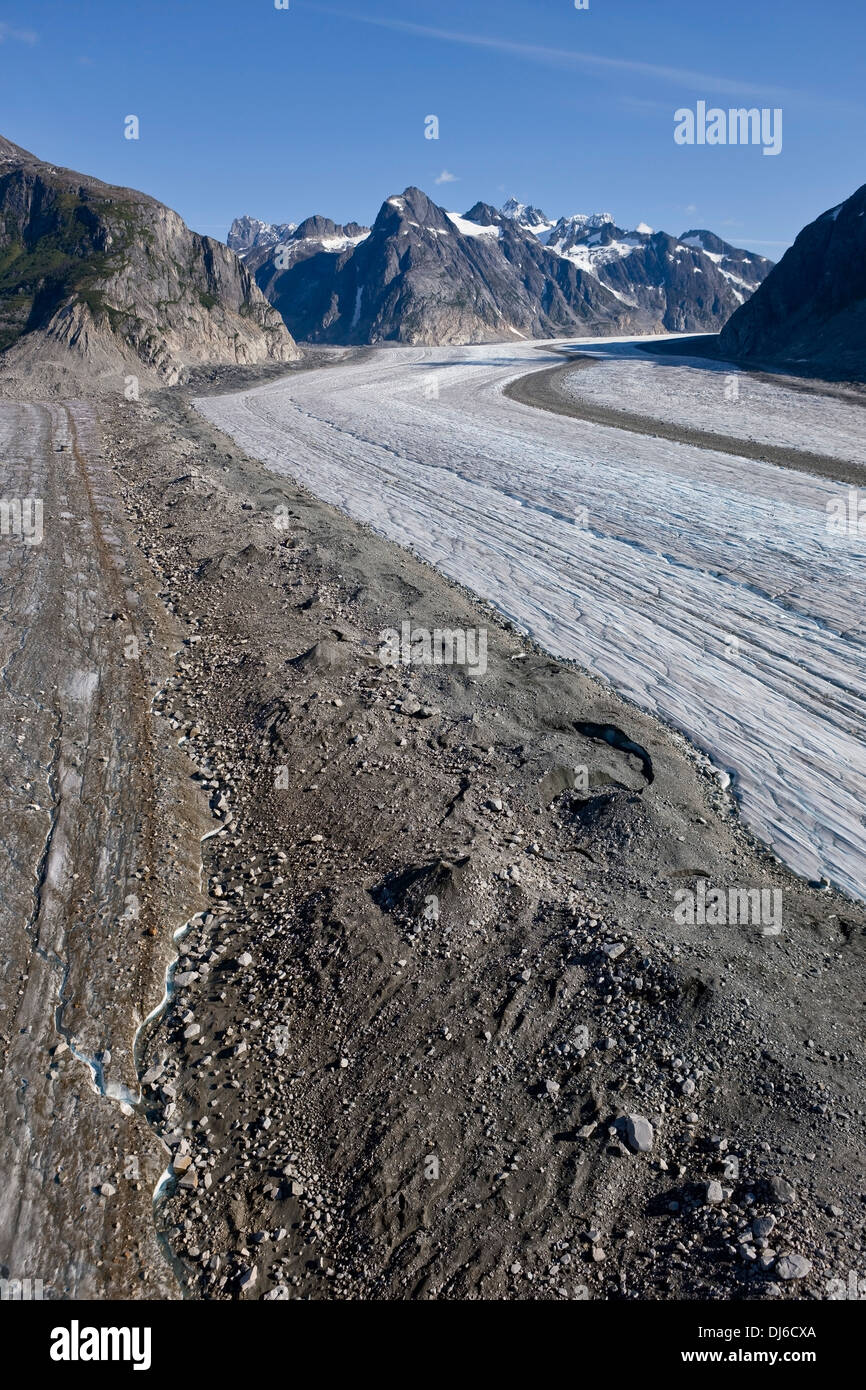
1, 352, 864, 1301
0, 395, 206, 1298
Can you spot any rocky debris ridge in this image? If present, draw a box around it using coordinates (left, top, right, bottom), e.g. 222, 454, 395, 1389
0, 134, 299, 384
718, 181, 866, 380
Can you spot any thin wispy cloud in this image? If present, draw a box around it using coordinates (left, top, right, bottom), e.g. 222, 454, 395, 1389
434, 169, 458, 185
311, 7, 807, 103
618, 96, 672, 115
0, 22, 38, 44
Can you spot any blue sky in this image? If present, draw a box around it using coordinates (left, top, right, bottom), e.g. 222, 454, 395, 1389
1, 0, 863, 256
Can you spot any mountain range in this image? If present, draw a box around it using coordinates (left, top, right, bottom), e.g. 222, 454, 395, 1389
0, 130, 859, 381
0, 134, 298, 384
230, 188, 773, 345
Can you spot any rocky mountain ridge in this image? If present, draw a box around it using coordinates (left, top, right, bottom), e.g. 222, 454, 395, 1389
0, 135, 298, 385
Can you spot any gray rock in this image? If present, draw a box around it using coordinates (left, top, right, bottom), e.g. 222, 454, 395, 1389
623, 1114, 654, 1153
766, 1176, 798, 1205
753, 1214, 777, 1239
775, 1254, 812, 1281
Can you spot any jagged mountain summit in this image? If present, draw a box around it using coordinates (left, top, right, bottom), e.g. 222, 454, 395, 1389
494, 197, 616, 248
227, 215, 298, 257
499, 197, 557, 236
719, 183, 866, 379
0, 135, 298, 384
236, 190, 773, 346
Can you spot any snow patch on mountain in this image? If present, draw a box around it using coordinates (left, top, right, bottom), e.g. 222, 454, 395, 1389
446, 211, 501, 239
316, 231, 371, 252
553, 235, 644, 274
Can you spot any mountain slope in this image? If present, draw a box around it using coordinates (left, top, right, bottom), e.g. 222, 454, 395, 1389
718, 184, 866, 379
240, 188, 772, 346
0, 135, 298, 384
679, 229, 768, 290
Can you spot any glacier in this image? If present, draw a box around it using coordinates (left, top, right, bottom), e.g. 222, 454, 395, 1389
195, 338, 866, 901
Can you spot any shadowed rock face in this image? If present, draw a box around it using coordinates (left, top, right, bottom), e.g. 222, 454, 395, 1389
719, 183, 866, 379
0, 134, 299, 384
242, 186, 772, 346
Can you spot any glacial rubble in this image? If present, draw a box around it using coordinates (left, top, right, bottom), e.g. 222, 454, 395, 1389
86, 372, 865, 1300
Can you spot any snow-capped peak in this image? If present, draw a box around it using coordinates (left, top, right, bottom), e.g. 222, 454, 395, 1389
500, 197, 554, 232
227, 215, 297, 256
556, 211, 614, 232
